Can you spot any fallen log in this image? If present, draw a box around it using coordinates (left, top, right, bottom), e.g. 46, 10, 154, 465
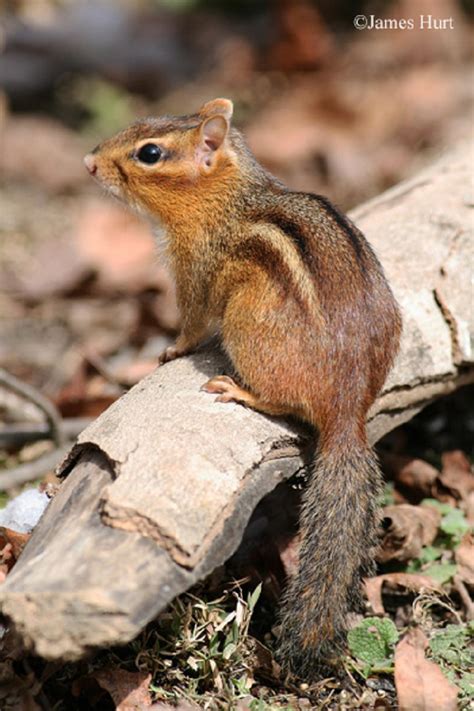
0, 142, 472, 660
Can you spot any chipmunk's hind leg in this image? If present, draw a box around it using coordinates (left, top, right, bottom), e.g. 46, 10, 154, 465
202, 375, 291, 417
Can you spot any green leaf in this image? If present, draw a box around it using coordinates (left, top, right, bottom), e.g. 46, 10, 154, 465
232, 673, 253, 695
347, 617, 399, 665
407, 544, 442, 573
421, 499, 454, 515
424, 562, 457, 584
440, 509, 470, 538
419, 545, 443, 563
249, 701, 266, 711
360, 662, 372, 679
231, 619, 239, 644
429, 625, 473, 666
209, 633, 221, 656
223, 642, 237, 660
247, 583, 262, 612
406, 559, 422, 573
458, 673, 474, 696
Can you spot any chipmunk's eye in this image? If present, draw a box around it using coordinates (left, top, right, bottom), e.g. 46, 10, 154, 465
136, 143, 162, 165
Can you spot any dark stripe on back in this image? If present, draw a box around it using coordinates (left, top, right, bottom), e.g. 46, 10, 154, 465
290, 192, 366, 265
235, 236, 308, 310
310, 193, 366, 263
267, 214, 314, 271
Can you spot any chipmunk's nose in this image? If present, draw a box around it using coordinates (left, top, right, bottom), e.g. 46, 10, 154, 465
84, 154, 97, 175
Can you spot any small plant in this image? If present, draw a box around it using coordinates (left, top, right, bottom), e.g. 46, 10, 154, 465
407, 501, 472, 583
439, 508, 470, 541
428, 622, 474, 706
134, 583, 265, 707
347, 617, 399, 678
422, 500, 470, 542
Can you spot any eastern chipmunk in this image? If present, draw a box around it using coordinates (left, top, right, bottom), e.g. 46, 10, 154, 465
84, 98, 402, 678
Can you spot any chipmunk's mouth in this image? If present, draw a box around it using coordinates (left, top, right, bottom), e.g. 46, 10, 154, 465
102, 181, 123, 199
84, 154, 124, 199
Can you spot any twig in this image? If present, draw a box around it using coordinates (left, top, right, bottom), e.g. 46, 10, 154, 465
0, 368, 65, 447
453, 575, 474, 621
0, 445, 70, 491
0, 417, 91, 449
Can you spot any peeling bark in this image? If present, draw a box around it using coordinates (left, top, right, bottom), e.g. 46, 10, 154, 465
0, 142, 472, 660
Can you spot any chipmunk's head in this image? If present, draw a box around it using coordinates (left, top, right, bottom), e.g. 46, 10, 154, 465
84, 98, 236, 224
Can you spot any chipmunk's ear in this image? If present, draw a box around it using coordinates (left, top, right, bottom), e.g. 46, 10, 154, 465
196, 99, 233, 169
199, 98, 233, 122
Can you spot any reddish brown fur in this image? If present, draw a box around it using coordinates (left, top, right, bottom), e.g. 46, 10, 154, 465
86, 99, 402, 679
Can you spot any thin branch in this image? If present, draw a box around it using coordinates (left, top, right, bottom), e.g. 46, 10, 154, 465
0, 368, 65, 447
0, 418, 91, 449
0, 445, 70, 491
453, 575, 474, 621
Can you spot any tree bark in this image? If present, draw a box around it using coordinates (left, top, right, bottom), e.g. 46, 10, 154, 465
0, 142, 472, 660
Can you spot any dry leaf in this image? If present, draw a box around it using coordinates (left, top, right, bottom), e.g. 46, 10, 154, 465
465, 492, 474, 525
435, 450, 474, 505
365, 573, 441, 615
250, 638, 281, 681
93, 669, 152, 710
383, 455, 439, 500
455, 532, 474, 585
394, 627, 458, 711
379, 504, 441, 562
442, 450, 472, 474
55, 360, 121, 419
0, 528, 31, 561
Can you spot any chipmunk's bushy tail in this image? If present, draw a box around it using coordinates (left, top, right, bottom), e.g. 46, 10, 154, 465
278, 426, 382, 679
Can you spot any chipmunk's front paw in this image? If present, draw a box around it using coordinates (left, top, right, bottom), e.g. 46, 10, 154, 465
201, 375, 248, 404
158, 345, 185, 366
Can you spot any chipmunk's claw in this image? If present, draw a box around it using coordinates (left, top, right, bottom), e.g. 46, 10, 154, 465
201, 375, 236, 393
158, 345, 184, 365
201, 375, 247, 405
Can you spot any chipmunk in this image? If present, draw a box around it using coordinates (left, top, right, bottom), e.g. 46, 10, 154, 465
84, 98, 402, 678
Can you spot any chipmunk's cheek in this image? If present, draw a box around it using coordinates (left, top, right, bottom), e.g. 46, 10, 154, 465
106, 182, 123, 198
93, 168, 124, 198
